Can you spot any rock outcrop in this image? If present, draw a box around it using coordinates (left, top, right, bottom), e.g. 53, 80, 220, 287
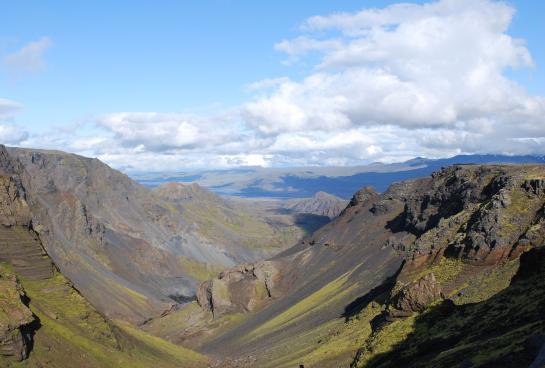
0, 269, 35, 361
387, 273, 442, 319
197, 261, 280, 317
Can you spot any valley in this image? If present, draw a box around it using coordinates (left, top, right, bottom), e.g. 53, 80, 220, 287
1, 146, 544, 367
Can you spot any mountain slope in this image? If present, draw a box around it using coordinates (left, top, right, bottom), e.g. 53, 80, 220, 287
165, 164, 545, 367
0, 146, 304, 323
1, 146, 339, 324
153, 182, 306, 264
284, 191, 348, 219
0, 164, 208, 367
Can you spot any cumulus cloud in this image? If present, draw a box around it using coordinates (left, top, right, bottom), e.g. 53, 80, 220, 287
3, 37, 52, 75
241, 0, 545, 158
14, 1, 545, 171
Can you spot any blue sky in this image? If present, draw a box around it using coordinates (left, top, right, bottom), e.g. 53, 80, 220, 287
1, 0, 545, 171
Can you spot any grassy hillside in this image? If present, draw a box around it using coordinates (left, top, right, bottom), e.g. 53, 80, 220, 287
0, 261, 208, 368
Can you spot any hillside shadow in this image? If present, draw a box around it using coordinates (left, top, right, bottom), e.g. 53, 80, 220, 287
357, 249, 545, 368
342, 264, 403, 321
293, 213, 330, 234
19, 293, 41, 358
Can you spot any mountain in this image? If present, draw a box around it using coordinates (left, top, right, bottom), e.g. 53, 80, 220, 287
147, 164, 545, 367
0, 156, 208, 368
0, 146, 340, 323
2, 144, 545, 367
284, 191, 348, 219
152, 182, 326, 268
130, 154, 545, 199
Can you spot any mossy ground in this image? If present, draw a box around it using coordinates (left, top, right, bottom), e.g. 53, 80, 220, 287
0, 262, 208, 368
178, 255, 224, 282
142, 301, 246, 351
352, 253, 544, 368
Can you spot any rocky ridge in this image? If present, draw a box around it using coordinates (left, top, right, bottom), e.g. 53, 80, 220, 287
285, 191, 348, 219
185, 164, 545, 367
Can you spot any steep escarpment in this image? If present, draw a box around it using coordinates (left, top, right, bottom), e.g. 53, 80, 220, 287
176, 164, 545, 367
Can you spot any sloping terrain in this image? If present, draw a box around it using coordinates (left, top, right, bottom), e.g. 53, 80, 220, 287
0, 229, 208, 368
153, 183, 311, 265
155, 164, 545, 367
0, 164, 207, 368
0, 146, 327, 323
2, 143, 545, 367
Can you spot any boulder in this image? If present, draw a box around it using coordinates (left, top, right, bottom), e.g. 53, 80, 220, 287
390, 273, 443, 315
197, 261, 280, 317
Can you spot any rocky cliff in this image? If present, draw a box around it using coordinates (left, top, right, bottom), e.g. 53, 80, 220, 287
0, 267, 34, 361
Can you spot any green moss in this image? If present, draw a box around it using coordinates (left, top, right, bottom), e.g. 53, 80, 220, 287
281, 300, 383, 368
178, 255, 224, 282
352, 251, 545, 368
248, 272, 353, 340
114, 320, 208, 365
356, 316, 417, 367
3, 263, 208, 368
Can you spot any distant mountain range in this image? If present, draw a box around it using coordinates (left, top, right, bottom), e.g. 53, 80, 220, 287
131, 154, 545, 199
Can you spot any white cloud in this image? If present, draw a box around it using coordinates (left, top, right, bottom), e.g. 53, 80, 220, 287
235, 0, 545, 164
245, 77, 291, 92
11, 1, 545, 171
0, 124, 28, 144
3, 37, 52, 74
0, 98, 23, 121
95, 112, 242, 152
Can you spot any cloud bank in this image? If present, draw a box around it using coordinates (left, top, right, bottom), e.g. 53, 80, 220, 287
7, 0, 545, 170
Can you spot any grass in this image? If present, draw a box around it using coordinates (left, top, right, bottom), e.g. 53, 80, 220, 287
0, 261, 208, 368
280, 300, 384, 368
178, 255, 224, 282
352, 249, 545, 368
247, 272, 354, 340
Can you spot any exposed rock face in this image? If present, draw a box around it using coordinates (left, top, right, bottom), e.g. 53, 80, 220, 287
0, 176, 31, 227
197, 261, 280, 317
0, 148, 31, 227
381, 165, 545, 266
287, 191, 349, 219
339, 187, 379, 217
0, 270, 35, 361
388, 273, 442, 318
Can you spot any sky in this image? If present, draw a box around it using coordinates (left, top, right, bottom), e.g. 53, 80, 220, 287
1, 0, 545, 171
